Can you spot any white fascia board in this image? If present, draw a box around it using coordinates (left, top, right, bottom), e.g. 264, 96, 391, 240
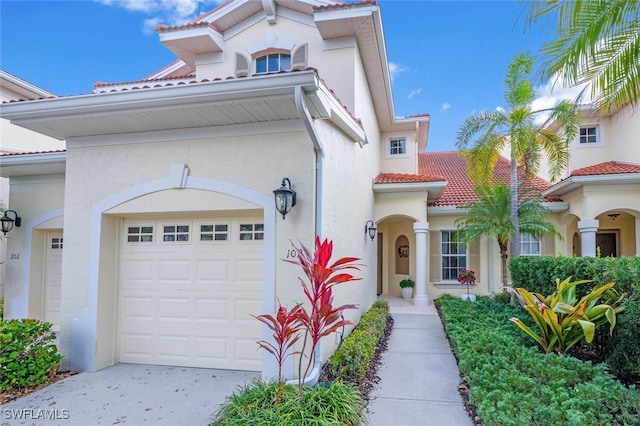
541, 201, 570, 212
313, 4, 378, 22
0, 151, 66, 166
427, 206, 462, 216
543, 173, 640, 197
158, 25, 224, 49
316, 85, 366, 143
373, 181, 446, 194
0, 72, 321, 122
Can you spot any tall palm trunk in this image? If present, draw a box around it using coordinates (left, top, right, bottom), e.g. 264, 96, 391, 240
510, 144, 520, 261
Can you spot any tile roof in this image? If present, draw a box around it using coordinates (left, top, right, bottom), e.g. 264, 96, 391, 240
570, 161, 640, 177
313, 0, 377, 11
419, 151, 552, 207
374, 173, 444, 184
0, 149, 66, 156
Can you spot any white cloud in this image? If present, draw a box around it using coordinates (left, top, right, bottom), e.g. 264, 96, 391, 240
407, 88, 422, 100
441, 102, 451, 112
98, 0, 224, 28
531, 79, 592, 125
388, 62, 408, 81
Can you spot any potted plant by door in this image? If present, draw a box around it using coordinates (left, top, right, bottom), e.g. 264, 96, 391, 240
400, 277, 415, 300
457, 269, 477, 302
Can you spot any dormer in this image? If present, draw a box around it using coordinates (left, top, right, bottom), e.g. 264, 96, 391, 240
235, 44, 308, 78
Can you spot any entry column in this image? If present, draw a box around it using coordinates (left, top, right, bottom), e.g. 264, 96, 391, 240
413, 222, 430, 306
578, 219, 599, 257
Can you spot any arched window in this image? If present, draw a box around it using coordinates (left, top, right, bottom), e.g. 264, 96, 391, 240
256, 53, 291, 74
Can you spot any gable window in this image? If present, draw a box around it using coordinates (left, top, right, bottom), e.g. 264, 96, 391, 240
163, 225, 189, 242
441, 230, 467, 280
200, 224, 229, 241
520, 232, 541, 256
127, 226, 154, 243
389, 138, 406, 156
239, 223, 264, 241
256, 53, 291, 74
579, 126, 599, 145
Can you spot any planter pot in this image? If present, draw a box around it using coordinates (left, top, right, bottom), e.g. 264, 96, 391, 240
401, 287, 413, 300
461, 293, 476, 302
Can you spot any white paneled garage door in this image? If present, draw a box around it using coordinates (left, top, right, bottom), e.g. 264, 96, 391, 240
120, 218, 264, 371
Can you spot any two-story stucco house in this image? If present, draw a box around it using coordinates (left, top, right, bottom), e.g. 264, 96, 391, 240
1, 0, 639, 383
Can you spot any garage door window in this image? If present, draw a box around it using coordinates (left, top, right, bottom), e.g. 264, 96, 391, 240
128, 226, 154, 243
239, 223, 264, 241
163, 225, 190, 242
200, 224, 229, 241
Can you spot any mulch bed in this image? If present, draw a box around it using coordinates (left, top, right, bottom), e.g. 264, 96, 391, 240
0, 370, 77, 405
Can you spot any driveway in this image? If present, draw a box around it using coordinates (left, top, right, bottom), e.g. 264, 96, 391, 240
1, 364, 260, 425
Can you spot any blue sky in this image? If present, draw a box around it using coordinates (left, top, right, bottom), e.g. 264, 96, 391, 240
1, 0, 562, 152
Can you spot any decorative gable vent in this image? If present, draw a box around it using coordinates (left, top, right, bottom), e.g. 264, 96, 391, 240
235, 53, 250, 78
291, 44, 308, 71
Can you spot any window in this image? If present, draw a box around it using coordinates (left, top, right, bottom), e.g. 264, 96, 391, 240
163, 225, 189, 242
520, 232, 541, 256
441, 230, 467, 280
389, 138, 406, 156
579, 126, 598, 144
51, 237, 63, 249
200, 224, 229, 241
256, 53, 291, 74
239, 223, 264, 241
127, 226, 154, 243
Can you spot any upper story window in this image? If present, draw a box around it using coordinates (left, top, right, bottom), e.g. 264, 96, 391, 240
388, 138, 407, 157
520, 232, 541, 256
577, 125, 605, 147
256, 53, 291, 74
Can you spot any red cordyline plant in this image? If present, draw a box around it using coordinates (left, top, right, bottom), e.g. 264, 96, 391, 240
254, 236, 360, 398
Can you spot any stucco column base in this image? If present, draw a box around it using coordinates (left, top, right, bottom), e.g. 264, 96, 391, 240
413, 294, 430, 306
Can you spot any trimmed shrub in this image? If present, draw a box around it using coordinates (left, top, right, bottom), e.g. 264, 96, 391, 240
0, 319, 62, 392
0, 297, 3, 320
211, 380, 362, 425
325, 300, 389, 383
510, 256, 640, 377
439, 296, 640, 426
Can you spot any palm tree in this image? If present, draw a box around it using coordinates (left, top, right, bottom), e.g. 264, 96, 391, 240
526, 0, 640, 109
454, 184, 561, 292
455, 52, 579, 257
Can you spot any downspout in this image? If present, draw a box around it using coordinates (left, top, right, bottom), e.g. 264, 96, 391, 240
286, 85, 324, 387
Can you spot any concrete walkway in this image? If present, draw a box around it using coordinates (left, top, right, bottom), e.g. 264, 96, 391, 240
364, 297, 473, 426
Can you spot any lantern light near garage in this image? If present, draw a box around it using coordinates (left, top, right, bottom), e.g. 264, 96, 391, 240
365, 220, 377, 241
273, 178, 296, 220
0, 210, 21, 235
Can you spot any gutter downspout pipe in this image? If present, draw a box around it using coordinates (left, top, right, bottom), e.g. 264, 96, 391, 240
285, 85, 325, 387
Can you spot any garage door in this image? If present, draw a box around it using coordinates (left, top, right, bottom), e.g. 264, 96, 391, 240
120, 218, 264, 371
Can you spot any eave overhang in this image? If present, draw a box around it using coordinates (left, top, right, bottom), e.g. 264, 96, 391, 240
373, 180, 446, 201
156, 23, 224, 68
0, 151, 66, 178
0, 71, 363, 143
543, 173, 640, 198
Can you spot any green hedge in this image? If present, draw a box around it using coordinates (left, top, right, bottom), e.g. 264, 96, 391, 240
0, 319, 62, 392
0, 297, 3, 320
325, 300, 389, 383
439, 296, 640, 426
509, 256, 640, 377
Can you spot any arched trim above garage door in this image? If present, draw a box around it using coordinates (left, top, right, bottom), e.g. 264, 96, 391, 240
71, 165, 276, 378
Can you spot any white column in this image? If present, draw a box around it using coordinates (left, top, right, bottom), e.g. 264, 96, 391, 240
413, 222, 430, 306
578, 219, 599, 257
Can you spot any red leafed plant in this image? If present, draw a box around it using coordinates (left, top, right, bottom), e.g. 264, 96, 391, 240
254, 236, 361, 398
285, 237, 361, 396
253, 303, 304, 400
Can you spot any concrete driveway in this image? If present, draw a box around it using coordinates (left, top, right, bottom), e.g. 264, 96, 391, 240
1, 364, 260, 425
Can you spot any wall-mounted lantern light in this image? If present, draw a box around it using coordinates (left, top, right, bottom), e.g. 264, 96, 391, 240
1, 210, 21, 235
607, 213, 620, 220
365, 220, 377, 241
273, 177, 296, 220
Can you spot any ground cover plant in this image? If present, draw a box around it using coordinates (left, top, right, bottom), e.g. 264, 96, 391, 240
438, 296, 640, 426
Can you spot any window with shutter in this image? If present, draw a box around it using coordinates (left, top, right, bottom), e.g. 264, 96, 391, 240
291, 44, 307, 70
235, 53, 250, 78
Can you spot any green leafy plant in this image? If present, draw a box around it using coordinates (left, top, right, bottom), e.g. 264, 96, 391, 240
510, 277, 626, 354
399, 277, 414, 288
0, 319, 62, 392
0, 297, 4, 320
